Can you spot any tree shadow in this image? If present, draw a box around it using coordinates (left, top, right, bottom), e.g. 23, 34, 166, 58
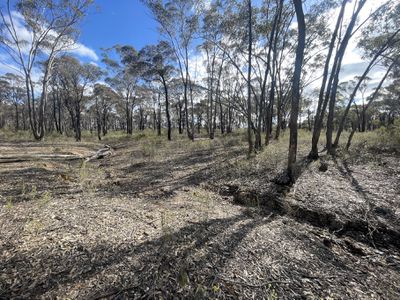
0, 166, 73, 201
0, 212, 272, 299
332, 156, 371, 203
96, 146, 243, 200
277, 227, 400, 299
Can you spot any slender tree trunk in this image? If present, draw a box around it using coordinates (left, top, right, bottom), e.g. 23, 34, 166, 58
14, 104, 19, 131
326, 0, 367, 154
52, 94, 59, 133
227, 104, 232, 133
334, 54, 397, 147
75, 102, 81, 142
265, 0, 282, 146
161, 76, 172, 141
126, 95, 132, 135
247, 0, 254, 156
219, 100, 224, 134
309, 0, 348, 159
157, 93, 162, 136
95, 98, 101, 140
102, 110, 108, 136
177, 102, 183, 134
58, 96, 63, 134
183, 82, 191, 139
346, 117, 358, 150
288, 0, 306, 181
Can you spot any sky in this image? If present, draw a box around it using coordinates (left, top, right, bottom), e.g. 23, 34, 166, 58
0, 0, 159, 73
0, 0, 391, 100
78, 0, 159, 61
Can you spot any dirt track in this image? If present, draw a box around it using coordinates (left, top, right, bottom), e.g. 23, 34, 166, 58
0, 137, 399, 299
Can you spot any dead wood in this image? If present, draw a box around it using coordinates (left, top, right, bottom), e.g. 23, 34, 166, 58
0, 154, 83, 163
85, 145, 113, 162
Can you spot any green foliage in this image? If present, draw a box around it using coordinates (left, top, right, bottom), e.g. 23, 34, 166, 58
386, 119, 400, 145
0, 129, 33, 141
6, 196, 14, 210
345, 120, 400, 152
266, 284, 278, 300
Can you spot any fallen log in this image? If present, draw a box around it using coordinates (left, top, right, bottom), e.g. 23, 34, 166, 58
85, 145, 113, 162
0, 154, 83, 163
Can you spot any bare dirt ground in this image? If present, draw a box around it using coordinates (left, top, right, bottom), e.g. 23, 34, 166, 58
0, 133, 399, 299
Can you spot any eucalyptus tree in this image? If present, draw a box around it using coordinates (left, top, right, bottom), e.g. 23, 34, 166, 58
255, 0, 287, 148
333, 1, 400, 147
379, 68, 400, 125
200, 1, 227, 139
0, 73, 25, 130
139, 41, 176, 140
168, 78, 186, 133
203, 0, 257, 152
52, 55, 102, 141
287, 0, 305, 182
207, 0, 295, 151
0, 77, 11, 128
93, 83, 119, 140
309, 0, 360, 158
102, 45, 143, 135
143, 0, 203, 141
359, 64, 395, 132
246, 0, 254, 155
0, 0, 93, 140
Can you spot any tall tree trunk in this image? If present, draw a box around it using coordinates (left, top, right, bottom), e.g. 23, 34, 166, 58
227, 104, 232, 134
157, 94, 162, 136
126, 95, 132, 135
14, 104, 19, 131
309, 0, 348, 159
219, 100, 224, 134
361, 62, 394, 132
326, 0, 367, 154
102, 110, 108, 136
265, 0, 283, 146
58, 96, 62, 134
75, 102, 81, 142
52, 93, 59, 133
288, 0, 306, 181
161, 76, 172, 141
95, 98, 101, 140
333, 43, 398, 147
247, 0, 254, 156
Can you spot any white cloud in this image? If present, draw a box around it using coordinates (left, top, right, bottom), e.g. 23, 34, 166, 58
0, 9, 99, 80
188, 51, 208, 83
68, 43, 99, 61
339, 0, 388, 70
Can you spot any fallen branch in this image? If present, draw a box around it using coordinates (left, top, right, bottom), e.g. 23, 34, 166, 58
86, 145, 113, 162
0, 154, 82, 163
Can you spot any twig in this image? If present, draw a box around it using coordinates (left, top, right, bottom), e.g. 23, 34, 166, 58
217, 275, 290, 287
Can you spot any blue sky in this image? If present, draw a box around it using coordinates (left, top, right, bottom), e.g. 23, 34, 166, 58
78, 0, 159, 61
0, 0, 160, 75
0, 0, 389, 99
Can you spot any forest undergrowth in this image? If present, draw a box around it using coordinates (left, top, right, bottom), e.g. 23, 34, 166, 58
0, 128, 399, 299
